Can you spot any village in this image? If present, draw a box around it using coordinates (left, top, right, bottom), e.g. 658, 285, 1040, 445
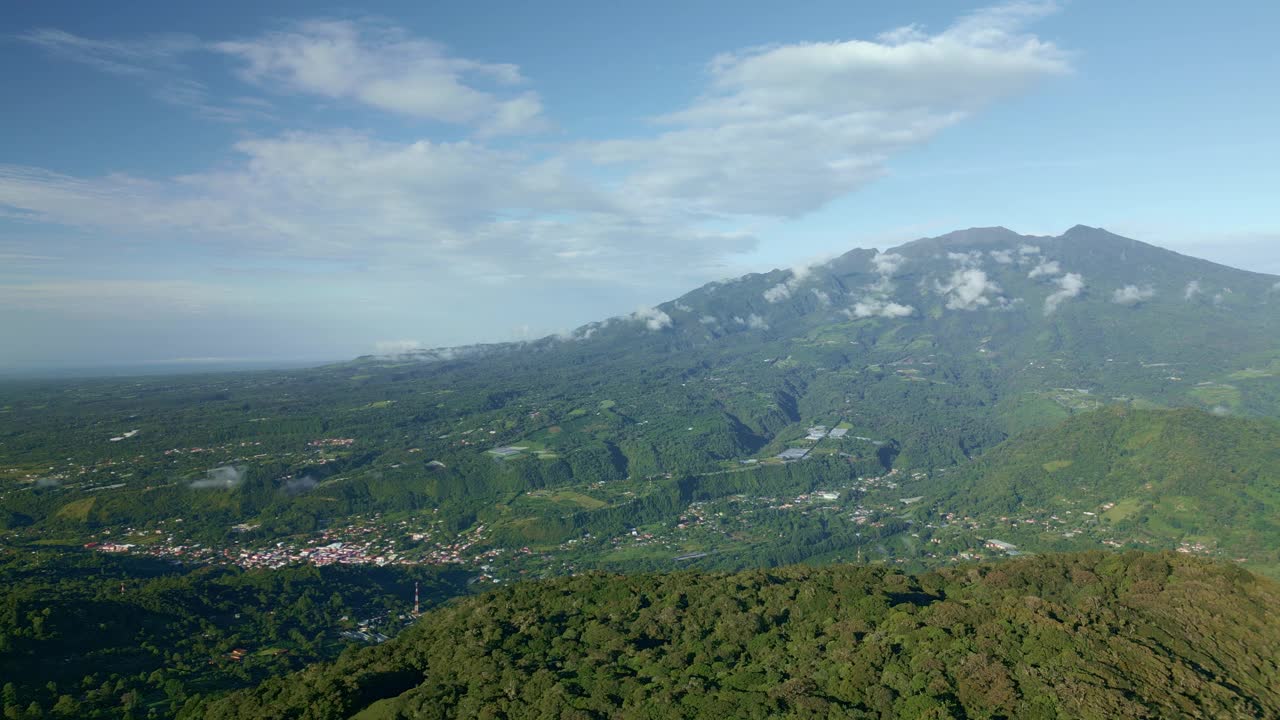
1, 415, 1245, 592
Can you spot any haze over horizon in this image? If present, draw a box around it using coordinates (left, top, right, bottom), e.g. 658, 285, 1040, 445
3, 1, 1280, 368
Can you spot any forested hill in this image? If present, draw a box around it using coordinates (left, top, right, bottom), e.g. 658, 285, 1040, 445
192, 552, 1280, 720
907, 406, 1280, 571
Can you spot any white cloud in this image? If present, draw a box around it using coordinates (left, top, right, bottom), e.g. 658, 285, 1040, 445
811, 288, 832, 306
1027, 259, 1061, 278
935, 268, 1005, 310
762, 256, 833, 303
587, 3, 1068, 217
673, 301, 692, 312
632, 306, 672, 331
1112, 285, 1156, 306
763, 282, 792, 303
0, 134, 756, 287
847, 299, 916, 318
989, 249, 1014, 264
1184, 280, 1202, 300
872, 252, 907, 276
191, 465, 245, 490
215, 20, 547, 136
1043, 272, 1084, 315
947, 250, 984, 267
698, 315, 718, 325
745, 313, 769, 330
848, 251, 913, 316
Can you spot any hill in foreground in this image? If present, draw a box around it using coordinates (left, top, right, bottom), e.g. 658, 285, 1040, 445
193, 552, 1280, 719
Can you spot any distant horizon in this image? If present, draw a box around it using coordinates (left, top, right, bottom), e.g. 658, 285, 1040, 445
0, 357, 338, 379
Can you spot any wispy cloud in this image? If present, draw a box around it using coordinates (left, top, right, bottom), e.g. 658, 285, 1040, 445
586, 1, 1068, 217
191, 465, 245, 489
761, 255, 837, 303
374, 340, 424, 357
18, 28, 259, 122
214, 19, 547, 136
847, 251, 915, 318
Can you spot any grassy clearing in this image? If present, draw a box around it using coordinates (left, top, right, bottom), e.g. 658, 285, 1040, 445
521, 488, 608, 510
1190, 384, 1242, 408
55, 497, 96, 522
1102, 497, 1141, 523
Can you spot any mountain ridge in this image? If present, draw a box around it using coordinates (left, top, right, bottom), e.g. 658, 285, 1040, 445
362, 225, 1277, 364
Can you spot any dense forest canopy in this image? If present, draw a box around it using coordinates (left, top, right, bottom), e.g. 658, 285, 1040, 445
194, 552, 1280, 720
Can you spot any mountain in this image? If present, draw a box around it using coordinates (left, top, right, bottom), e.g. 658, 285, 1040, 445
193, 552, 1280, 719
895, 406, 1280, 574
1, 226, 1277, 566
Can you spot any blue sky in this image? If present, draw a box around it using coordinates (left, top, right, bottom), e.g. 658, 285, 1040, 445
2, 1, 1278, 368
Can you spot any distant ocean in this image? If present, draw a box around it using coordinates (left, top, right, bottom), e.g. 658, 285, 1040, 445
0, 359, 337, 380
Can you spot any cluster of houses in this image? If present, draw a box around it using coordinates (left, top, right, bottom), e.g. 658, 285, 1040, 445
308, 438, 356, 448
84, 542, 135, 553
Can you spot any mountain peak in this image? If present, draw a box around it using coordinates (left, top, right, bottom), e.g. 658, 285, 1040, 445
893, 226, 1026, 255
1062, 224, 1130, 241
936, 226, 1020, 244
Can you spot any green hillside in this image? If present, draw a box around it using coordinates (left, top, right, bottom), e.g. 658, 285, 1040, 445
904, 406, 1280, 573
193, 552, 1280, 720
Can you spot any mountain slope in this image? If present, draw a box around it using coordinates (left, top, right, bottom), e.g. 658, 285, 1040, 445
193, 552, 1280, 720
2, 226, 1277, 558
900, 406, 1280, 572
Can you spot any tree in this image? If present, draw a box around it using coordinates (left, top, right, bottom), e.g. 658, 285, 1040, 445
51, 695, 80, 717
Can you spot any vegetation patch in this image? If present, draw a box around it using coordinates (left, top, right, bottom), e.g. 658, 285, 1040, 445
54, 497, 96, 522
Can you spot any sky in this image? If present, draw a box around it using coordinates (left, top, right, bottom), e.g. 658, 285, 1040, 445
2, 0, 1279, 369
